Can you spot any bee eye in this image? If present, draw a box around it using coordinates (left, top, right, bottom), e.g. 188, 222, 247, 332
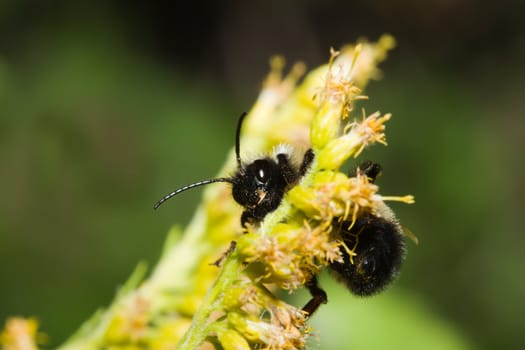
257, 169, 266, 181
253, 160, 271, 185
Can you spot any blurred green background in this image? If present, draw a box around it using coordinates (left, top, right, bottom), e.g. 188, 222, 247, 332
1, 1, 524, 349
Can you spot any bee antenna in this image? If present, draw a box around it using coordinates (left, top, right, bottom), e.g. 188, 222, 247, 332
153, 177, 232, 210
235, 112, 248, 170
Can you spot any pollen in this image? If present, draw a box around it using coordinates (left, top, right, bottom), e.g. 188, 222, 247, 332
105, 293, 151, 344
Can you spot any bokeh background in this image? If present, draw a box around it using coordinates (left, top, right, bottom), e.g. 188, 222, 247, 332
1, 1, 524, 349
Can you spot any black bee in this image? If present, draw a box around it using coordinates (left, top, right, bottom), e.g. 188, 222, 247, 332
302, 161, 406, 316
154, 112, 314, 228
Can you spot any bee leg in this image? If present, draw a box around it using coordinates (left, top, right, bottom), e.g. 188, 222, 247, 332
276, 153, 299, 184
240, 211, 250, 229
211, 241, 237, 267
299, 149, 315, 176
302, 276, 328, 317
276, 148, 315, 185
350, 160, 382, 183
240, 211, 259, 232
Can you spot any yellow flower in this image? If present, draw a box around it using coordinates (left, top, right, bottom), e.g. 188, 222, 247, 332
0, 318, 42, 350
48, 35, 412, 350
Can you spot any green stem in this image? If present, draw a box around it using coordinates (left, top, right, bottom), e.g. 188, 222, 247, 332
176, 253, 242, 349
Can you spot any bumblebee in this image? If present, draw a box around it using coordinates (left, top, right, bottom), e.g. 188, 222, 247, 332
303, 161, 406, 315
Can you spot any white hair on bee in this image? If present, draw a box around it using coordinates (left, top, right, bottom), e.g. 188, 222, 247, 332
374, 201, 399, 223
272, 143, 295, 158
271, 143, 310, 169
